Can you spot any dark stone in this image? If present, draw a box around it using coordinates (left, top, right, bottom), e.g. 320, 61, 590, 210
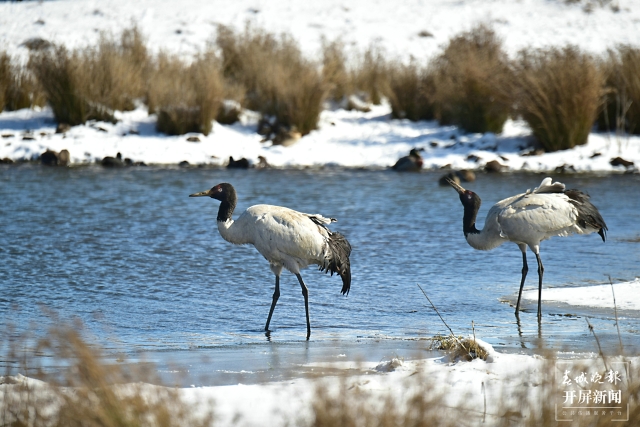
392, 148, 424, 172
610, 157, 634, 168
21, 37, 53, 51
456, 169, 476, 182
0, 158, 14, 164
554, 164, 576, 173
186, 136, 201, 142
179, 161, 190, 167
484, 160, 505, 173
256, 156, 270, 169
101, 152, 124, 167
56, 123, 72, 134
58, 149, 70, 166
40, 149, 60, 166
227, 156, 250, 169
522, 148, 545, 157
466, 154, 481, 163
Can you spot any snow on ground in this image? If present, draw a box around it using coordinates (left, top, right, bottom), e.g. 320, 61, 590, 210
1, 0, 639, 62
1, 0, 640, 170
1, 103, 639, 171
522, 278, 640, 311
4, 339, 635, 427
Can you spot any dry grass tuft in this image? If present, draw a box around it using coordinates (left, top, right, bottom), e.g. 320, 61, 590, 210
598, 45, 640, 134
148, 51, 223, 136
350, 44, 389, 105
309, 375, 457, 427
321, 39, 352, 103
513, 46, 604, 151
28, 26, 151, 125
29, 45, 115, 125
448, 337, 489, 362
217, 25, 326, 135
385, 60, 435, 121
1, 323, 214, 427
0, 51, 46, 112
431, 25, 513, 133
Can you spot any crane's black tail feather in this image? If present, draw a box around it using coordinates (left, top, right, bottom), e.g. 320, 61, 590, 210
565, 190, 608, 241
320, 231, 352, 295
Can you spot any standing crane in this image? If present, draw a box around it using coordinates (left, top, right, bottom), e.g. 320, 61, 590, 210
190, 183, 352, 339
446, 177, 607, 319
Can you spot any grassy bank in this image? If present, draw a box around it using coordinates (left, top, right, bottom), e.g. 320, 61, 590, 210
1, 24, 640, 152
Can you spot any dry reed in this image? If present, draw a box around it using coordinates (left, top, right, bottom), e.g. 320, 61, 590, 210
1, 322, 214, 427
431, 25, 513, 133
351, 44, 389, 105
148, 51, 223, 136
28, 26, 151, 125
513, 46, 604, 151
385, 60, 435, 121
217, 25, 326, 135
598, 45, 640, 134
1, 51, 46, 112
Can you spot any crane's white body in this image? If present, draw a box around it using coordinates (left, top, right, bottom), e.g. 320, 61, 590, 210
217, 204, 336, 276
449, 177, 607, 319
467, 178, 595, 254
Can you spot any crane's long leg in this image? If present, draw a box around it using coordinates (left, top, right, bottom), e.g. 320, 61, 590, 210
265, 275, 280, 332
295, 273, 311, 340
535, 252, 544, 320
515, 245, 529, 316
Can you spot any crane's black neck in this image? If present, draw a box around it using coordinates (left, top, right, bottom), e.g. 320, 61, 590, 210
215, 184, 237, 222
217, 200, 236, 222
460, 193, 482, 237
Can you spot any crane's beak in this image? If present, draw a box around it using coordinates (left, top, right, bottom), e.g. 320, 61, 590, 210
189, 190, 211, 197
445, 177, 466, 195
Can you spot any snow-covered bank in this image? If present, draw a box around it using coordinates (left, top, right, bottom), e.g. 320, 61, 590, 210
4, 340, 637, 427
2, 104, 639, 171
522, 278, 640, 311
2, 0, 640, 171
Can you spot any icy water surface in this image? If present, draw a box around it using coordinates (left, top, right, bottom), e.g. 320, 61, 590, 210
1, 165, 639, 384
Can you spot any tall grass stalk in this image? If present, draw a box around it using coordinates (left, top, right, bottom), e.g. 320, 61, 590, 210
1, 323, 214, 427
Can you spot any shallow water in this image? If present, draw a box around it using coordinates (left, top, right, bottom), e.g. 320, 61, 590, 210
1, 165, 639, 384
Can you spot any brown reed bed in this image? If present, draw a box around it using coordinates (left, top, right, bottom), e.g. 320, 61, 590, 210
148, 51, 223, 136
598, 45, 640, 135
431, 25, 513, 134
513, 46, 604, 152
28, 26, 150, 126
217, 24, 326, 135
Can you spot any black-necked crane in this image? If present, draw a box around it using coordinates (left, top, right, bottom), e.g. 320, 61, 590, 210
446, 177, 607, 319
190, 183, 352, 339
